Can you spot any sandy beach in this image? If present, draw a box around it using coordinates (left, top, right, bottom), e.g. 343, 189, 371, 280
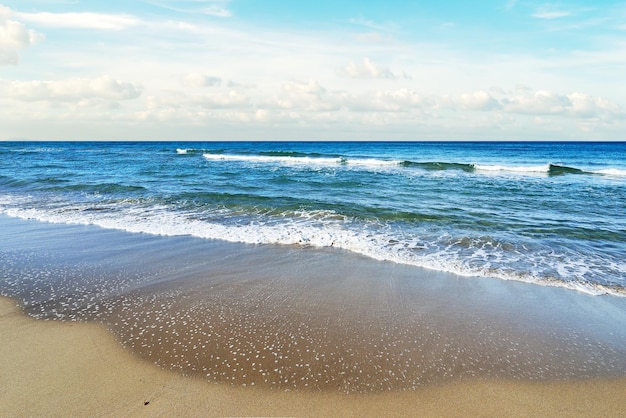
1, 216, 626, 416
1, 296, 625, 417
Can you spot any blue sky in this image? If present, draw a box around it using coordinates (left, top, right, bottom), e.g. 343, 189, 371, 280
1, 0, 625, 140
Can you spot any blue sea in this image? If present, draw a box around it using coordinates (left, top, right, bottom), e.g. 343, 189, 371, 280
1, 141, 625, 296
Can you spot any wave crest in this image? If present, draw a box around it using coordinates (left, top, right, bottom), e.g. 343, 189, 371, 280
190, 149, 626, 179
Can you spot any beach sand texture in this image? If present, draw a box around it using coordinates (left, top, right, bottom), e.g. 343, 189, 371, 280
2, 297, 626, 417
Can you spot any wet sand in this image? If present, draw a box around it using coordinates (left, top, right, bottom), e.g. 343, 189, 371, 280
1, 215, 626, 415
2, 296, 626, 417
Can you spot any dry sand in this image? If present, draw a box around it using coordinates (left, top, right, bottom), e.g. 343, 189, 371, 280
1, 297, 625, 417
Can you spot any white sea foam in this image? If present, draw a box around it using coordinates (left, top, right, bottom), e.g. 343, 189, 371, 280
593, 168, 626, 177
345, 158, 402, 168
203, 153, 341, 166
202, 153, 402, 170
473, 163, 552, 174
2, 202, 623, 297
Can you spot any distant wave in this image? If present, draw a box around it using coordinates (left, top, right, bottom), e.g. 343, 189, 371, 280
259, 150, 331, 158
400, 161, 476, 172
195, 150, 625, 179
474, 163, 626, 177
547, 164, 586, 176
473, 163, 587, 176
203, 153, 346, 166
177, 148, 224, 155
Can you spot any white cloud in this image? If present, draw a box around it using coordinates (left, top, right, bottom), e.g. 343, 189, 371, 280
503, 90, 572, 115
146, 1, 232, 18
491, 90, 624, 120
353, 32, 393, 44
532, 11, 570, 19
566, 92, 623, 118
201, 5, 231, 17
4, 66, 621, 140
261, 80, 344, 112
182, 72, 222, 87
140, 79, 624, 127
532, 6, 571, 19
339, 58, 400, 79
196, 90, 250, 108
3, 75, 142, 102
282, 80, 326, 96
347, 17, 399, 34
348, 88, 429, 112
16, 11, 141, 30
0, 6, 44, 65
137, 87, 250, 124
459, 91, 501, 111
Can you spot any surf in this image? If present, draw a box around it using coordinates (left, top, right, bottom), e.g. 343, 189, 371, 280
195, 150, 625, 179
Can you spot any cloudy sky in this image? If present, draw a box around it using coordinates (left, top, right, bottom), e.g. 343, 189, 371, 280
1, 0, 625, 140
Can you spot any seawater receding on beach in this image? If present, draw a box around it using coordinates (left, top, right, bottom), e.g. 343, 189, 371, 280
103, 286, 626, 392
1, 216, 626, 393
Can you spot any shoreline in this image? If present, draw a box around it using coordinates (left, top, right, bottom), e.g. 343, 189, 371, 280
1, 215, 626, 415
2, 296, 626, 417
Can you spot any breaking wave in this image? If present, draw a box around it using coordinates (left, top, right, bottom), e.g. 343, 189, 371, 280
192, 150, 626, 178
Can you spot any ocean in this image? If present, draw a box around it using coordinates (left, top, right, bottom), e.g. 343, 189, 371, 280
1, 141, 625, 296
1, 140, 626, 392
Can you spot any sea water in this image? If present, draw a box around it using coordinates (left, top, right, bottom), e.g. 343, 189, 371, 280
1, 141, 625, 296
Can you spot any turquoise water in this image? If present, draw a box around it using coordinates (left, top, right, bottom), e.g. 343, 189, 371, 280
1, 141, 625, 296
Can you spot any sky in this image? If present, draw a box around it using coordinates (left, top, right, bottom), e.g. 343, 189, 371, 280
1, 0, 625, 140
